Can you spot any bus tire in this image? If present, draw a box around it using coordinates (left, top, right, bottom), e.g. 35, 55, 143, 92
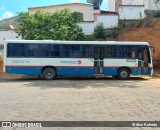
42, 68, 56, 80
118, 68, 130, 80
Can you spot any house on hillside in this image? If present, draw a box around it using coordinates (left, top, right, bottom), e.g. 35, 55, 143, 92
117, 0, 160, 20
28, 2, 118, 35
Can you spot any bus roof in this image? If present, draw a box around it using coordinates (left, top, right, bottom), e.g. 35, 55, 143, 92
5, 40, 149, 46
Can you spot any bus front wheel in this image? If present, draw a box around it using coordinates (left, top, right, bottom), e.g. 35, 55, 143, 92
118, 68, 130, 80
43, 68, 56, 80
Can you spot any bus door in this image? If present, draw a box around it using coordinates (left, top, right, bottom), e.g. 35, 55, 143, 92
138, 46, 149, 75
94, 47, 104, 74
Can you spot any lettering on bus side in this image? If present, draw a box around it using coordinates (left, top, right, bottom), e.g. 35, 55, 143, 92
60, 60, 81, 65
12, 60, 31, 64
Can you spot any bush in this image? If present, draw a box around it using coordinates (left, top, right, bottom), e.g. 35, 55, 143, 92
136, 18, 152, 27
105, 28, 119, 39
153, 11, 160, 17
94, 23, 105, 39
85, 35, 95, 41
118, 20, 126, 30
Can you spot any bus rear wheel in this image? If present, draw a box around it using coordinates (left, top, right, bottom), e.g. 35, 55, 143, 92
43, 68, 56, 80
118, 68, 130, 80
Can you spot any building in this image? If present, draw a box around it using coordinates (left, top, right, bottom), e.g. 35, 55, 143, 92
29, 3, 97, 22
0, 24, 22, 56
116, 0, 160, 20
28, 2, 118, 35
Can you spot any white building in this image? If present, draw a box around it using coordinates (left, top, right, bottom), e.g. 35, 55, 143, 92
0, 25, 22, 55
116, 0, 160, 20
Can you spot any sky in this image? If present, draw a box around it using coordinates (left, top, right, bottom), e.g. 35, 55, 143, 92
0, 0, 107, 20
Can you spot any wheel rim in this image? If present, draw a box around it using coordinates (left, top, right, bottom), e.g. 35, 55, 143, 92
46, 71, 53, 79
120, 71, 128, 78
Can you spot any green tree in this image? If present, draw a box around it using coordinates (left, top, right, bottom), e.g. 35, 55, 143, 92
16, 9, 85, 40
94, 22, 105, 39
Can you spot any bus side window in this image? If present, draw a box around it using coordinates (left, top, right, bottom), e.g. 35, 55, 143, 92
51, 45, 60, 57
7, 43, 16, 57
128, 46, 136, 59
82, 45, 92, 58
104, 46, 112, 58
7, 43, 26, 57
138, 47, 144, 60
61, 45, 70, 57
28, 44, 40, 57
131, 48, 136, 58
143, 48, 149, 62
41, 44, 50, 57
86, 45, 92, 57
71, 45, 80, 58
119, 46, 123, 58
112, 46, 117, 58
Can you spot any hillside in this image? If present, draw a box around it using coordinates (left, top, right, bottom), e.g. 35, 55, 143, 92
0, 16, 19, 30
116, 18, 160, 67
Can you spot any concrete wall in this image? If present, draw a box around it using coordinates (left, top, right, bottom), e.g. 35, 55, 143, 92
79, 14, 118, 35
79, 22, 95, 35
28, 3, 95, 22
119, 6, 146, 20
96, 15, 118, 28
0, 31, 22, 45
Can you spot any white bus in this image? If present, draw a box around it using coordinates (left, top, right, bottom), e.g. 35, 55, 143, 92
3, 40, 153, 80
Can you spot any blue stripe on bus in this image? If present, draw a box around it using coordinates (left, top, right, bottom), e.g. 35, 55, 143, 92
103, 68, 138, 76
5, 67, 94, 76
131, 68, 138, 75
5, 66, 152, 76
56, 68, 93, 76
148, 68, 153, 76
104, 68, 117, 75
6, 67, 42, 75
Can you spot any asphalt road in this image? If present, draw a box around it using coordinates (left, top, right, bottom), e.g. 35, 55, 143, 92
0, 77, 160, 130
